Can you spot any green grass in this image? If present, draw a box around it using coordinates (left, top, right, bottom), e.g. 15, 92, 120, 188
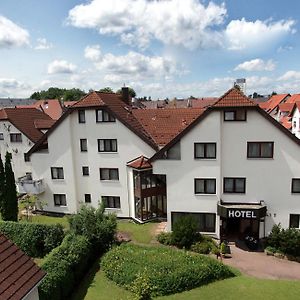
117, 220, 158, 244
27, 214, 70, 229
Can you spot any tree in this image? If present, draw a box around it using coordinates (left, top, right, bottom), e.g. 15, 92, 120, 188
98, 87, 114, 93
63, 88, 86, 102
0, 155, 5, 218
1, 152, 18, 221
30, 87, 86, 101
117, 87, 136, 98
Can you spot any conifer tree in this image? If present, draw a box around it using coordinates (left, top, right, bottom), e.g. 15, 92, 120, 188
0, 155, 4, 218
2, 152, 18, 221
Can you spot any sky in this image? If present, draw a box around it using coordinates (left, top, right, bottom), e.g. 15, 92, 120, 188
1, 0, 300, 99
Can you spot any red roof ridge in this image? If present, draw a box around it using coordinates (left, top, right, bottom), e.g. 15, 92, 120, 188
127, 155, 152, 169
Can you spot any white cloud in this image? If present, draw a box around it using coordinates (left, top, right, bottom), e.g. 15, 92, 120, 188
47, 60, 77, 74
225, 18, 295, 51
84, 45, 101, 61
35, 38, 53, 50
68, 0, 226, 49
278, 70, 300, 81
0, 78, 31, 97
234, 58, 276, 72
0, 15, 29, 48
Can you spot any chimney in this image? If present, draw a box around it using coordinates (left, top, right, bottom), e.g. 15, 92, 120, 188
121, 87, 131, 105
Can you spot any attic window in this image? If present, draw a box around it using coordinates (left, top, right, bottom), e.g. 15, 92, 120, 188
164, 142, 181, 160
224, 109, 246, 121
10, 133, 22, 143
96, 109, 116, 122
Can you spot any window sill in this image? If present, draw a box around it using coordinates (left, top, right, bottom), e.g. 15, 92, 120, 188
98, 152, 118, 154
247, 158, 274, 160
194, 158, 217, 161
54, 205, 67, 208
105, 208, 121, 211
100, 179, 120, 182
223, 192, 246, 194
195, 193, 217, 196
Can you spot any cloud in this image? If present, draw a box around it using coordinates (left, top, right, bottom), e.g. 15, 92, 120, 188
225, 18, 295, 51
0, 78, 31, 97
0, 15, 29, 48
68, 0, 226, 49
278, 70, 300, 81
47, 60, 77, 74
234, 59, 275, 72
84, 45, 185, 82
84, 45, 101, 61
35, 38, 53, 50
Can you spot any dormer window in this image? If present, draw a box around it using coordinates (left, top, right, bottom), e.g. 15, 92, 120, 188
96, 109, 116, 122
224, 109, 246, 121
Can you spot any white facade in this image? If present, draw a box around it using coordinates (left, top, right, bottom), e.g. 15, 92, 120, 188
0, 120, 33, 179
291, 106, 300, 139
152, 109, 300, 238
23, 286, 40, 300
31, 108, 155, 216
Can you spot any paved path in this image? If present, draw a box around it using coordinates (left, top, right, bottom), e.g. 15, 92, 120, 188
223, 244, 300, 280
154, 221, 167, 235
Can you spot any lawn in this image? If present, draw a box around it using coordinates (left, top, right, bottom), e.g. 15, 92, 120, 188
23, 214, 70, 229
117, 220, 158, 244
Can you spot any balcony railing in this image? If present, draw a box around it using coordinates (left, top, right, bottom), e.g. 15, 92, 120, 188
17, 175, 45, 194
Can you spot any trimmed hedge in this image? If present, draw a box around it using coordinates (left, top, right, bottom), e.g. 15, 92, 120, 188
102, 244, 235, 297
39, 234, 92, 300
0, 221, 64, 257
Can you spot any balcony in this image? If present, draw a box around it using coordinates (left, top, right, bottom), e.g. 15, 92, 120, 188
17, 175, 45, 194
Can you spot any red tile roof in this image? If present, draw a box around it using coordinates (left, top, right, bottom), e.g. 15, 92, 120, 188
63, 101, 78, 107
127, 155, 152, 169
191, 98, 218, 108
17, 99, 63, 120
280, 116, 292, 130
213, 88, 257, 107
262, 94, 290, 112
0, 233, 46, 300
278, 103, 294, 113
34, 119, 56, 130
286, 94, 300, 104
0, 108, 53, 142
133, 108, 204, 146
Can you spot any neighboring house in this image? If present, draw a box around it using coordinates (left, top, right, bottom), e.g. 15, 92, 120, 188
291, 102, 300, 139
17, 99, 63, 120
151, 88, 300, 240
258, 94, 290, 117
25, 88, 300, 240
0, 98, 36, 108
0, 233, 46, 300
0, 108, 55, 181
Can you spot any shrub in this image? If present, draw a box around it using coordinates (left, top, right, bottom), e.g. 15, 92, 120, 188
191, 241, 212, 254
68, 204, 117, 253
171, 216, 200, 249
129, 272, 154, 300
102, 244, 235, 297
39, 234, 91, 300
156, 232, 173, 245
0, 221, 64, 257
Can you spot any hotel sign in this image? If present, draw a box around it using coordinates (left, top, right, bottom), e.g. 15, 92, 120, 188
228, 209, 256, 219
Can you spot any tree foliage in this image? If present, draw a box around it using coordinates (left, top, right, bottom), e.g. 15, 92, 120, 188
0, 152, 18, 221
30, 87, 86, 102
98, 87, 114, 93
117, 87, 137, 98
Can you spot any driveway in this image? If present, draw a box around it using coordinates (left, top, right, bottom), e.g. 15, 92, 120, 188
223, 244, 300, 280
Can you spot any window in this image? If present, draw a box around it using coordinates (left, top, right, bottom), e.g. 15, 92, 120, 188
54, 194, 67, 206
247, 142, 274, 158
292, 178, 300, 193
224, 177, 246, 193
100, 168, 119, 180
0, 133, 3, 140
195, 178, 216, 194
224, 109, 246, 121
96, 109, 116, 122
78, 110, 85, 123
82, 166, 89, 176
84, 194, 91, 203
102, 196, 120, 209
24, 153, 30, 162
171, 212, 216, 232
165, 142, 181, 160
51, 167, 64, 179
194, 143, 216, 159
290, 214, 300, 228
10, 133, 22, 143
98, 139, 117, 152
80, 139, 88, 152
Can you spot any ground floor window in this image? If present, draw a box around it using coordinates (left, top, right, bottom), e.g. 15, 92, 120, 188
290, 214, 300, 228
54, 194, 67, 206
102, 196, 120, 209
171, 212, 216, 232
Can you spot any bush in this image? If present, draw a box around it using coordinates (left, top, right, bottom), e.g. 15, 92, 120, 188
171, 216, 200, 249
39, 234, 92, 300
191, 242, 212, 254
156, 232, 173, 245
102, 244, 235, 297
0, 221, 64, 257
129, 272, 154, 300
267, 224, 300, 257
68, 204, 117, 253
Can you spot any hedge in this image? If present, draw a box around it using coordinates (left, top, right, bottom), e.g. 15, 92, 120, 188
101, 244, 235, 297
39, 234, 92, 300
0, 221, 64, 257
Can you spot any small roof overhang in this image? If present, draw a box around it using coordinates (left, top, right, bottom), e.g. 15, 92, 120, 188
217, 201, 267, 219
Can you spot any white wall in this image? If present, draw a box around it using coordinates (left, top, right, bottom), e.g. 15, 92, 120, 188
23, 286, 39, 300
153, 109, 300, 237
0, 121, 33, 179
31, 109, 155, 216
292, 107, 300, 139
